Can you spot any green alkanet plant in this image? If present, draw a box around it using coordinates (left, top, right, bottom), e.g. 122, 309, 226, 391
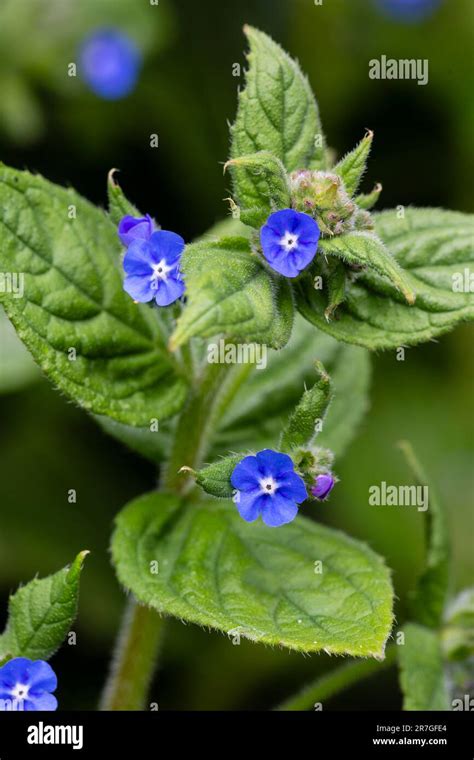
0, 26, 472, 711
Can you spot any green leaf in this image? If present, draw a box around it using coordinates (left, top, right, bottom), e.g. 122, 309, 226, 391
319, 231, 416, 305
215, 315, 371, 459
112, 493, 393, 657
0, 306, 39, 393
107, 169, 142, 227
324, 257, 346, 320
169, 237, 294, 351
297, 208, 474, 349
355, 183, 382, 211
0, 551, 88, 661
442, 588, 474, 662
398, 623, 450, 710
0, 164, 188, 426
399, 441, 449, 629
192, 454, 242, 498
230, 25, 326, 211
280, 361, 331, 451
334, 131, 373, 197
225, 151, 291, 229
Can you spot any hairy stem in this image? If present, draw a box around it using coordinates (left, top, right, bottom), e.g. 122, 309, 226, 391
99, 599, 164, 711
275, 645, 397, 711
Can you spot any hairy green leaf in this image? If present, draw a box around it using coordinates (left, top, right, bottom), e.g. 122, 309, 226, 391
280, 362, 332, 451
215, 315, 371, 459
334, 131, 373, 197
0, 164, 188, 425
230, 26, 326, 211
398, 623, 450, 710
170, 237, 294, 350
225, 151, 290, 229
356, 183, 382, 211
0, 552, 87, 661
297, 208, 474, 349
399, 441, 450, 629
112, 493, 393, 657
319, 231, 416, 305
107, 169, 142, 227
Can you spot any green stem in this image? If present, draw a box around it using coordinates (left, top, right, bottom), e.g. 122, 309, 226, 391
100, 599, 164, 711
275, 645, 397, 711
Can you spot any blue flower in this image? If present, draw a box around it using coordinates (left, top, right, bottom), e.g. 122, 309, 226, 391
231, 449, 307, 527
0, 658, 57, 711
311, 473, 335, 500
123, 230, 186, 307
260, 209, 320, 278
375, 0, 442, 22
118, 214, 155, 247
80, 28, 142, 100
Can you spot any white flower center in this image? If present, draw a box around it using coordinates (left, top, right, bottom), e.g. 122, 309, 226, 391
150, 259, 173, 286
11, 683, 29, 701
259, 476, 278, 495
280, 231, 299, 252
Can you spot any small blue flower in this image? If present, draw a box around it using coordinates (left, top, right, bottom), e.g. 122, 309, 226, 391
311, 473, 335, 500
80, 28, 142, 100
375, 0, 442, 22
123, 230, 186, 307
0, 657, 57, 711
260, 209, 320, 278
231, 449, 307, 527
118, 214, 155, 247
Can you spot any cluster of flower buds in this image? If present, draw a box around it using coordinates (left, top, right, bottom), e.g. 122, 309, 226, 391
289, 170, 373, 236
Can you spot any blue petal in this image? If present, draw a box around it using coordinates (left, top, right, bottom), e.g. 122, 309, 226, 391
28, 660, 57, 694
255, 449, 295, 477
262, 493, 299, 527
264, 209, 301, 236
154, 275, 185, 306
230, 455, 260, 490
123, 240, 153, 275
123, 274, 154, 302
80, 28, 142, 100
235, 490, 262, 523
278, 471, 308, 503
118, 215, 154, 246
149, 230, 185, 265
24, 693, 58, 711
0, 657, 32, 687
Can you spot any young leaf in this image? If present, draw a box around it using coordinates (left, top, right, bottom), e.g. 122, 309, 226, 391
399, 441, 450, 629
112, 493, 393, 657
107, 169, 142, 226
169, 237, 294, 351
297, 208, 474, 349
398, 623, 450, 710
0, 164, 188, 426
214, 315, 371, 459
0, 552, 88, 661
191, 454, 243, 498
324, 257, 346, 320
319, 231, 416, 305
230, 26, 326, 211
225, 152, 291, 229
280, 362, 332, 451
356, 183, 382, 210
334, 131, 373, 197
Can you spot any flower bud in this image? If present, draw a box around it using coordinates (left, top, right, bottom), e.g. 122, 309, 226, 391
311, 473, 335, 500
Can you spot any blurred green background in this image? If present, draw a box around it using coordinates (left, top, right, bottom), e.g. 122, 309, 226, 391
0, 0, 472, 710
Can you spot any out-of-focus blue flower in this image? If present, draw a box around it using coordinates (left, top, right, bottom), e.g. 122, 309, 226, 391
0, 658, 57, 711
260, 209, 320, 278
80, 28, 142, 100
118, 214, 155, 247
375, 0, 442, 22
123, 230, 185, 307
311, 473, 335, 501
231, 449, 307, 527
